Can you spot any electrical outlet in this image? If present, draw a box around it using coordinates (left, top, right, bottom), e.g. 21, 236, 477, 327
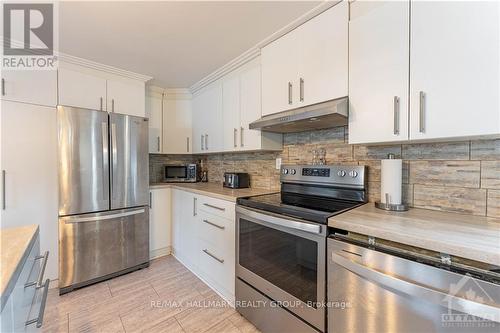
275, 157, 282, 170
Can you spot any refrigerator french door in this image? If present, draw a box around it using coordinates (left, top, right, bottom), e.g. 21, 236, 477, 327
57, 106, 149, 293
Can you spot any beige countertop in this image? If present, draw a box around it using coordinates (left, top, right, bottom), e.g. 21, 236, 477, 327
0, 225, 39, 300
329, 204, 500, 266
150, 182, 278, 202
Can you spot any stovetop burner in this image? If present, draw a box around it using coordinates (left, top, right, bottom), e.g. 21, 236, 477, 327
237, 193, 365, 224
237, 164, 368, 224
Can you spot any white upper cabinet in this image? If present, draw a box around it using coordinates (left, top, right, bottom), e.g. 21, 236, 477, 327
221, 58, 282, 152
298, 1, 348, 106
58, 61, 148, 117
1, 70, 57, 107
222, 74, 241, 151
261, 30, 299, 116
145, 90, 163, 153
261, 2, 348, 116
106, 76, 146, 117
58, 65, 107, 110
349, 0, 500, 144
409, 1, 500, 140
192, 81, 223, 153
163, 90, 192, 154
348, 1, 410, 144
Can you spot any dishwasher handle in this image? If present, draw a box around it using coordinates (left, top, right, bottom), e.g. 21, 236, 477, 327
331, 251, 500, 321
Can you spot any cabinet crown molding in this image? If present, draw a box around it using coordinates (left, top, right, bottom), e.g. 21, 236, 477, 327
188, 0, 341, 94
58, 52, 153, 82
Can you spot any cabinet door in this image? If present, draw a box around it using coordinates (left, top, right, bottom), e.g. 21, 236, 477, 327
196, 82, 223, 153
0, 101, 58, 279
172, 190, 198, 270
222, 74, 240, 151
58, 66, 106, 110
146, 93, 163, 153
1, 70, 57, 107
192, 90, 208, 153
261, 30, 299, 116
107, 77, 146, 117
410, 1, 500, 140
163, 96, 192, 154
240, 59, 264, 150
149, 188, 171, 256
298, 1, 348, 106
348, 1, 409, 144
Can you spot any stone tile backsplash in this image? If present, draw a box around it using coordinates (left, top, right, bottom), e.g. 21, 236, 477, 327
149, 129, 500, 219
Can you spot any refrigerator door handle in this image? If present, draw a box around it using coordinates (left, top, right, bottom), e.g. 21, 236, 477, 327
101, 122, 109, 201
331, 251, 500, 320
110, 122, 117, 199
62, 208, 146, 224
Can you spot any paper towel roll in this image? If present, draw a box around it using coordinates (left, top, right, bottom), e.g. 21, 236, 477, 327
380, 157, 402, 205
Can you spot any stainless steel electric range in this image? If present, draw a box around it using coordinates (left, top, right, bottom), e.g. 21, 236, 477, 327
235, 164, 367, 333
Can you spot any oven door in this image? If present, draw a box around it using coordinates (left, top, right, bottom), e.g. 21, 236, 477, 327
236, 205, 326, 331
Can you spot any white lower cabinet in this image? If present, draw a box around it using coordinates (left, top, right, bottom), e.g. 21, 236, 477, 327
171, 189, 235, 302
149, 187, 172, 259
0, 232, 50, 333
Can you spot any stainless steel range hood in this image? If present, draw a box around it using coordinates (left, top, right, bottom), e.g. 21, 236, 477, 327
249, 97, 348, 133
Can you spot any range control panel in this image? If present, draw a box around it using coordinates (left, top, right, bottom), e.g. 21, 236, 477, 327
280, 165, 366, 188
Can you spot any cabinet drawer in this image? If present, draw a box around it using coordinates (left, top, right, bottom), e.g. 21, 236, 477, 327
1, 234, 42, 332
198, 195, 235, 220
198, 210, 234, 248
197, 238, 235, 296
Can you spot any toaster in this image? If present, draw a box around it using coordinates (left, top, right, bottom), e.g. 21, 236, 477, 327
223, 172, 250, 189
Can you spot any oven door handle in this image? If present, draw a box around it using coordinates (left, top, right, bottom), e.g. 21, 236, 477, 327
237, 206, 322, 235
331, 251, 500, 321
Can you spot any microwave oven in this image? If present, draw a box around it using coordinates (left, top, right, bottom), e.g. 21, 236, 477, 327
163, 164, 198, 182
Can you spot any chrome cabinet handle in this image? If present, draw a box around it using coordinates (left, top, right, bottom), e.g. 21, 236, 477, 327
100, 97, 103, 111
186, 137, 190, 152
1, 78, 5, 96
2, 170, 5, 210
203, 249, 224, 263
111, 99, 115, 112
203, 203, 225, 211
193, 197, 197, 216
205, 134, 208, 150
101, 122, 108, 200
393, 96, 400, 135
25, 278, 50, 328
201, 135, 204, 150
288, 82, 293, 105
149, 191, 152, 209
157, 136, 161, 152
203, 219, 225, 230
299, 78, 304, 102
419, 91, 425, 133
25, 251, 49, 289
240, 127, 244, 147
233, 128, 237, 148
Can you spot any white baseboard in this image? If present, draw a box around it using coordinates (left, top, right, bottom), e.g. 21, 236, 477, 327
150, 246, 172, 260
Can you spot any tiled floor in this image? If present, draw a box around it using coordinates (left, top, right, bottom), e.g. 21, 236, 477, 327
43, 256, 260, 333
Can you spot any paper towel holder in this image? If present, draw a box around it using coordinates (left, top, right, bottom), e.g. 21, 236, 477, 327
375, 193, 409, 211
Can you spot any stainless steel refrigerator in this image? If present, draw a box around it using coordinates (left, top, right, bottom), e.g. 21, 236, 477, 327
57, 106, 149, 294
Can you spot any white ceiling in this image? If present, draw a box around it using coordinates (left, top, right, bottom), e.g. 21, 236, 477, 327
59, 1, 320, 88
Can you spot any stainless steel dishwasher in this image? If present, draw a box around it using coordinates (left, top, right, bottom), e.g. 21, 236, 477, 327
328, 233, 500, 333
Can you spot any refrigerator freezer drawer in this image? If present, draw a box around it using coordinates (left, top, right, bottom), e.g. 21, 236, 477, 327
58, 207, 149, 291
